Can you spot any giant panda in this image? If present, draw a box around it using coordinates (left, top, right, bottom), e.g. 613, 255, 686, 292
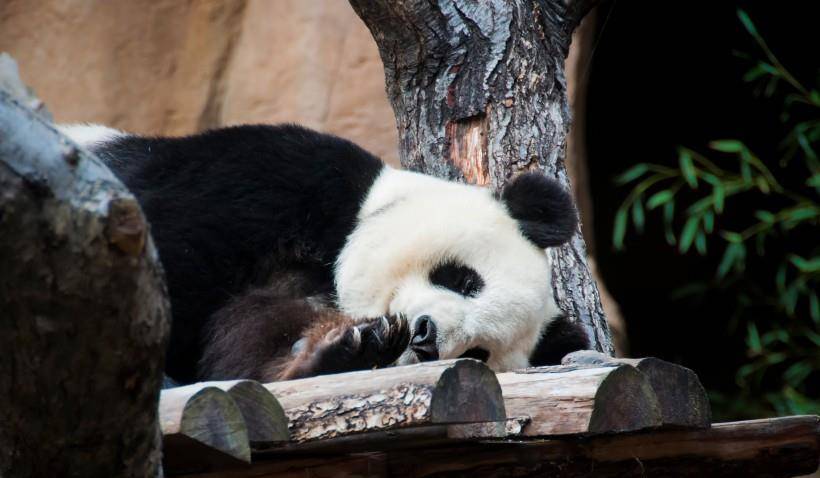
59, 123, 589, 385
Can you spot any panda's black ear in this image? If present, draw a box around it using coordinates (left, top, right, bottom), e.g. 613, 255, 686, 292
500, 172, 577, 248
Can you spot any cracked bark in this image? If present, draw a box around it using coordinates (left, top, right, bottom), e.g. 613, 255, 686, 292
0, 85, 170, 477
349, 0, 612, 354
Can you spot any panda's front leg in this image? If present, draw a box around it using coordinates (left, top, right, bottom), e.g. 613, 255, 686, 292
277, 314, 410, 380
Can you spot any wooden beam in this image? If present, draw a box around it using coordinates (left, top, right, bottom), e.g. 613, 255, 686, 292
496, 364, 663, 436
563, 350, 712, 428
263, 359, 505, 444
159, 385, 250, 475
181, 415, 820, 478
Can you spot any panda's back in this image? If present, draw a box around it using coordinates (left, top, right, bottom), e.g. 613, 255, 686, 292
73, 123, 385, 382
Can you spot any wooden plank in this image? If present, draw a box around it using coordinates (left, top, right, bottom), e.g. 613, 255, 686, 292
159, 385, 250, 474
496, 364, 663, 436
263, 359, 505, 444
181, 415, 820, 478
563, 350, 711, 428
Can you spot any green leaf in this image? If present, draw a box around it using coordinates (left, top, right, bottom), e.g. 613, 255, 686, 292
717, 243, 741, 278
709, 139, 744, 153
810, 90, 820, 106
615, 164, 649, 185
721, 231, 744, 243
679, 151, 698, 188
703, 211, 714, 233
632, 199, 645, 233
740, 161, 753, 185
807, 174, 820, 189
789, 255, 820, 273
679, 216, 700, 253
755, 210, 775, 223
647, 190, 674, 210
613, 207, 628, 250
755, 176, 770, 193
810, 292, 819, 323
776, 263, 787, 292
695, 230, 707, 255
784, 362, 812, 387
786, 207, 819, 222
746, 322, 762, 354
712, 181, 725, 213
737, 9, 758, 37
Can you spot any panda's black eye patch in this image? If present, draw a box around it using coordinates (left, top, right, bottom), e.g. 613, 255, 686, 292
429, 261, 484, 297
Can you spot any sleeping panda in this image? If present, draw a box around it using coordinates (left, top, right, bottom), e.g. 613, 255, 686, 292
59, 123, 589, 385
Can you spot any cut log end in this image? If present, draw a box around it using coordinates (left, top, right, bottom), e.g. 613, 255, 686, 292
160, 386, 250, 472
588, 364, 662, 434
221, 380, 289, 445
432, 358, 506, 424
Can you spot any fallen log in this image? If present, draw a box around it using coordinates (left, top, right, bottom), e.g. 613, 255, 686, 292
563, 350, 712, 428
264, 359, 505, 443
496, 364, 663, 436
159, 385, 251, 474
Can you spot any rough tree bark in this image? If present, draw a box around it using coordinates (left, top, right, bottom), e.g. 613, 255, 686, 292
0, 66, 170, 476
349, 0, 613, 353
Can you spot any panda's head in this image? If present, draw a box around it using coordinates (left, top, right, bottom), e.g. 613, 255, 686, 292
334, 168, 578, 371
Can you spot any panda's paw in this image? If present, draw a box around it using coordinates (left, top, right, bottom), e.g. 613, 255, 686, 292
356, 314, 410, 368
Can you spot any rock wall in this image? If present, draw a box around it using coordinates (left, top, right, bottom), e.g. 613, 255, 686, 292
0, 0, 400, 165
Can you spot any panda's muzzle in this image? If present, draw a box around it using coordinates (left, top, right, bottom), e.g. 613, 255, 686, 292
410, 315, 439, 361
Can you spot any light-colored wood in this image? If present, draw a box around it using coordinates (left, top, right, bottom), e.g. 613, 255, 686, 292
183, 415, 820, 478
159, 385, 250, 474
194, 380, 290, 446
263, 359, 505, 444
497, 364, 663, 436
563, 350, 712, 428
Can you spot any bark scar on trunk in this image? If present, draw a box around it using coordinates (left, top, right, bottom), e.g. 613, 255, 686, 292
446, 114, 489, 186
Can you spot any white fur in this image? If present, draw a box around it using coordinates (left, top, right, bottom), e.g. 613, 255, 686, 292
335, 167, 559, 372
57, 123, 127, 149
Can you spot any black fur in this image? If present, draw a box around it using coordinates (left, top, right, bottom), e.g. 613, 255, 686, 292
91, 124, 384, 383
500, 173, 578, 248
528, 315, 590, 366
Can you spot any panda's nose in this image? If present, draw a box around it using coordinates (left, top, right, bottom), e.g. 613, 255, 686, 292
410, 315, 438, 361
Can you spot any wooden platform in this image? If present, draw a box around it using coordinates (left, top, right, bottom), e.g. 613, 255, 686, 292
159, 358, 820, 477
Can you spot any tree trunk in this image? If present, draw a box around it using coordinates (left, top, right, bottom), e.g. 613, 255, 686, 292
0, 82, 170, 475
348, 0, 613, 353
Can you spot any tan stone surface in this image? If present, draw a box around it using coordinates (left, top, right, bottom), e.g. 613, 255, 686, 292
0, 0, 400, 165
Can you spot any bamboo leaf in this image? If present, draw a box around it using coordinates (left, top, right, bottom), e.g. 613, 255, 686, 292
679, 150, 698, 188
709, 139, 744, 153
717, 243, 740, 278
679, 216, 700, 253
613, 207, 628, 250
755, 176, 770, 193
721, 231, 744, 243
746, 322, 762, 354
695, 230, 707, 255
647, 190, 674, 210
789, 255, 820, 273
755, 210, 775, 223
737, 9, 758, 37
703, 211, 714, 233
615, 164, 649, 185
713, 181, 725, 213
632, 199, 645, 233
810, 292, 819, 323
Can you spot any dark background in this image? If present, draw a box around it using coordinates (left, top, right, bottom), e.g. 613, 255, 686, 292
586, 0, 817, 413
